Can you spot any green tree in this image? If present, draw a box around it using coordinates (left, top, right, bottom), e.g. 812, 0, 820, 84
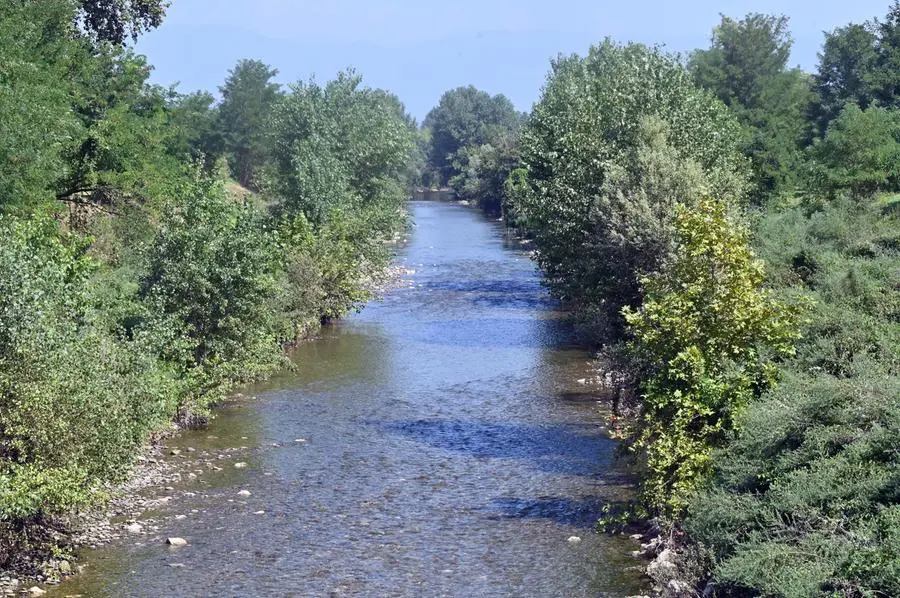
871, 1, 900, 106
166, 90, 221, 168
811, 23, 879, 132
689, 14, 812, 201
622, 198, 804, 517
0, 0, 80, 210
217, 59, 282, 189
139, 175, 283, 412
268, 70, 414, 225
805, 103, 900, 197
513, 41, 748, 339
810, 2, 900, 133
423, 86, 521, 185
75, 0, 167, 45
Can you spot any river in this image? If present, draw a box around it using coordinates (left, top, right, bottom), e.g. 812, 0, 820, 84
52, 201, 646, 597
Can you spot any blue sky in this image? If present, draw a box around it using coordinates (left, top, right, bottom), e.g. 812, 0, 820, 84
136, 0, 892, 121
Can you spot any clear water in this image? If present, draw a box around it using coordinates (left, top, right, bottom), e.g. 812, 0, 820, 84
53, 201, 646, 597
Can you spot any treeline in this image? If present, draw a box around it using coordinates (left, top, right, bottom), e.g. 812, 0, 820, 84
0, 0, 415, 558
419, 5, 900, 597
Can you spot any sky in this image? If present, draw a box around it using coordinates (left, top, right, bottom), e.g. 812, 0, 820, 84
134, 0, 893, 122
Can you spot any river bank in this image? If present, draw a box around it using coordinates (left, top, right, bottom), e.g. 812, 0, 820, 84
17, 201, 649, 597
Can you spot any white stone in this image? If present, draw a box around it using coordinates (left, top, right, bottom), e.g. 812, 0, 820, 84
567, 536, 582, 544
166, 537, 188, 547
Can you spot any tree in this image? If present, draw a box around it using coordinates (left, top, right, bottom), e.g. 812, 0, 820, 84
870, 0, 900, 107
75, 0, 167, 44
166, 90, 221, 168
217, 59, 282, 189
622, 198, 804, 517
811, 23, 879, 132
689, 14, 812, 201
0, 1, 80, 210
422, 86, 522, 185
513, 41, 748, 340
268, 70, 414, 225
810, 2, 900, 133
806, 103, 900, 197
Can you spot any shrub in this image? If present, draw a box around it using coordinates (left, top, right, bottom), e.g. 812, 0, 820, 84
0, 216, 176, 521
623, 198, 805, 517
139, 175, 283, 413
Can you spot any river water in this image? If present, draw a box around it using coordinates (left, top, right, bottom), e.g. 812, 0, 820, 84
53, 201, 646, 597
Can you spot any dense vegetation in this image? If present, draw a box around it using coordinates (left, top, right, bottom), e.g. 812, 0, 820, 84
3, 0, 898, 595
419, 4, 899, 597
0, 0, 415, 559
420, 86, 524, 218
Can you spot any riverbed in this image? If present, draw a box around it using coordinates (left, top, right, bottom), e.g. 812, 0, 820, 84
52, 201, 646, 597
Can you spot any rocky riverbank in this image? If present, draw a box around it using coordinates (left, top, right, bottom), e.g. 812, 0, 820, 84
0, 417, 263, 596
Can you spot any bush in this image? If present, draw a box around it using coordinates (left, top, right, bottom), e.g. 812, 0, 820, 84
139, 175, 283, 414
0, 217, 176, 521
683, 197, 900, 596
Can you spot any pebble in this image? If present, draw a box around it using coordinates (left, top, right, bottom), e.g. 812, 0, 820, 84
124, 523, 143, 534
234, 462, 248, 469
170, 449, 181, 456
28, 587, 46, 597
237, 490, 252, 497
567, 536, 582, 544
166, 537, 188, 547
253, 510, 266, 515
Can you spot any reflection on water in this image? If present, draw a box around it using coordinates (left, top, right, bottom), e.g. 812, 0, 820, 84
53, 201, 646, 597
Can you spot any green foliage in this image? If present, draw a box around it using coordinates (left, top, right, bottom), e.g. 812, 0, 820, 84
139, 175, 283, 412
165, 90, 221, 168
0, 217, 176, 521
684, 198, 899, 596
0, 0, 81, 210
689, 14, 813, 202
268, 70, 414, 226
423, 85, 522, 186
449, 134, 520, 219
811, 23, 879, 132
810, 2, 900, 132
623, 198, 804, 517
513, 40, 748, 339
804, 104, 900, 198
217, 59, 282, 189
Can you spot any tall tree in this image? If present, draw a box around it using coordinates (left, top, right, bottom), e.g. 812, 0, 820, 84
422, 86, 521, 185
811, 2, 900, 133
76, 0, 168, 44
812, 24, 879, 132
871, 1, 900, 107
217, 59, 282, 189
689, 13, 812, 202
514, 41, 748, 338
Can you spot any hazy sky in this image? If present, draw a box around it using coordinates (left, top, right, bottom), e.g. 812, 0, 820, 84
135, 0, 892, 121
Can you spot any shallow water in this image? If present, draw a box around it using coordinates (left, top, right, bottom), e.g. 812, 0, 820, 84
53, 201, 646, 597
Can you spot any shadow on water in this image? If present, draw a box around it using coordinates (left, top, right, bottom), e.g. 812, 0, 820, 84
486, 496, 614, 528
369, 419, 620, 477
